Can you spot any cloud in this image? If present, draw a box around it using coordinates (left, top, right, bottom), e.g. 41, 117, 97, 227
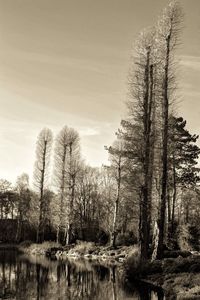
79, 127, 100, 136
180, 55, 200, 71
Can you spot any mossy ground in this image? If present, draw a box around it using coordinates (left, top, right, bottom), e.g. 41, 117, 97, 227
147, 273, 200, 299
125, 254, 200, 299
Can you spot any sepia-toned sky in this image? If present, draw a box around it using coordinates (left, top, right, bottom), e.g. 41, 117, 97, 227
0, 0, 200, 184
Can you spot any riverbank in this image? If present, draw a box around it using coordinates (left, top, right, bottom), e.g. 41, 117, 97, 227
17, 241, 200, 299
146, 272, 200, 299
0, 247, 164, 300
125, 252, 200, 299
19, 240, 134, 263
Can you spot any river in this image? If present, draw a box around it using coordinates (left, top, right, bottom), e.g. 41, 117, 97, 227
0, 249, 165, 300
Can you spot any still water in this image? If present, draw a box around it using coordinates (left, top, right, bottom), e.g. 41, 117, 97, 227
0, 250, 164, 300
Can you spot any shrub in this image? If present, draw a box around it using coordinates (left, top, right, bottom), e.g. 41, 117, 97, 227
124, 246, 162, 280
177, 224, 192, 251
189, 264, 200, 273
19, 241, 61, 255
19, 240, 32, 248
116, 232, 137, 246
163, 256, 200, 274
68, 241, 95, 255
189, 225, 200, 251
163, 250, 191, 258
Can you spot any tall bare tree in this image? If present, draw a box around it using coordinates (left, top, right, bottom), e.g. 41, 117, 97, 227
15, 173, 30, 242
53, 126, 80, 244
33, 128, 53, 243
54, 126, 70, 242
106, 140, 126, 248
65, 128, 81, 245
124, 28, 157, 259
156, 1, 182, 259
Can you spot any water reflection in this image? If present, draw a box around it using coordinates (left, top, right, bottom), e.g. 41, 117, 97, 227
0, 250, 164, 300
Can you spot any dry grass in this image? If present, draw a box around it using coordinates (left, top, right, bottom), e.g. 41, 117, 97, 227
68, 241, 95, 256
19, 241, 61, 255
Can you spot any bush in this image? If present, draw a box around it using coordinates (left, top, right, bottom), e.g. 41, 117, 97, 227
19, 240, 32, 248
163, 250, 191, 258
124, 246, 163, 280
124, 247, 140, 279
163, 256, 200, 274
189, 225, 200, 251
116, 232, 137, 246
177, 224, 192, 251
68, 241, 95, 255
163, 258, 191, 274
19, 241, 61, 255
189, 264, 200, 273
125, 259, 163, 280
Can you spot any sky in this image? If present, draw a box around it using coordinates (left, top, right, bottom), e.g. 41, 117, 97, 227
0, 0, 200, 184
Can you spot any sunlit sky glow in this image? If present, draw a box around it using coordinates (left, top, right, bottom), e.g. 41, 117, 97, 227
0, 0, 200, 184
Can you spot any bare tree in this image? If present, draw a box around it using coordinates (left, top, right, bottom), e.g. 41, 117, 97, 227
106, 139, 126, 248
156, 0, 182, 259
124, 28, 157, 259
33, 128, 53, 243
65, 128, 81, 245
54, 126, 70, 242
75, 165, 103, 240
15, 173, 30, 242
54, 126, 80, 244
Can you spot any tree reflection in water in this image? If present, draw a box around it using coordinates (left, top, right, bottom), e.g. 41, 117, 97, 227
0, 250, 164, 300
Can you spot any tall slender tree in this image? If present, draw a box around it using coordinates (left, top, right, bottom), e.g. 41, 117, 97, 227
106, 140, 126, 248
33, 128, 53, 243
54, 126, 70, 243
54, 126, 81, 244
122, 28, 157, 259
65, 128, 80, 245
156, 1, 182, 259
15, 173, 31, 242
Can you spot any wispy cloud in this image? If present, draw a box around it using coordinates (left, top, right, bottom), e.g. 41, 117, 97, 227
179, 55, 200, 71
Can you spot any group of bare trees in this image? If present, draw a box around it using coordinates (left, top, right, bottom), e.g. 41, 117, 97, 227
31, 123, 139, 246
106, 1, 200, 260
33, 126, 81, 244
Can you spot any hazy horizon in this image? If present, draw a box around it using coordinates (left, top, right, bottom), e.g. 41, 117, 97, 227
0, 0, 200, 184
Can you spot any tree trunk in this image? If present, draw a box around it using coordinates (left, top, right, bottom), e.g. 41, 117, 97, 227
59, 144, 67, 243
65, 143, 77, 245
16, 214, 22, 242
111, 157, 121, 248
37, 141, 47, 243
171, 155, 176, 235
147, 64, 155, 249
56, 226, 59, 243
140, 50, 155, 260
157, 33, 171, 259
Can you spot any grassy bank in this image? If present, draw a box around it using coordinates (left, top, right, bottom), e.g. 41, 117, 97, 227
19, 240, 61, 255
147, 273, 200, 299
18, 240, 135, 263
55, 241, 134, 262
125, 252, 200, 299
